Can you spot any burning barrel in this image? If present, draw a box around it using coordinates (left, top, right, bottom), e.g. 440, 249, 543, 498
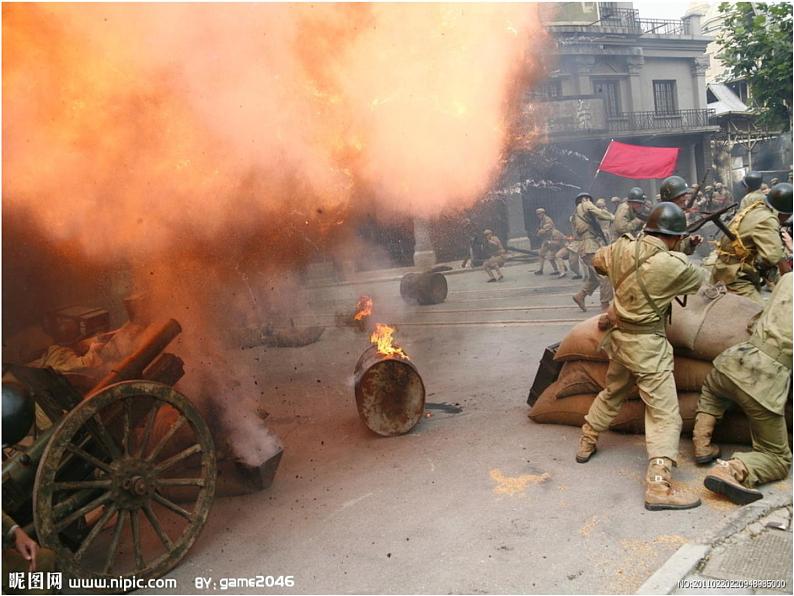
354, 344, 426, 436
400, 272, 448, 305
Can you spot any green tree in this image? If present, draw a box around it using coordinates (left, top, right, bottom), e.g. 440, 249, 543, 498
716, 2, 793, 129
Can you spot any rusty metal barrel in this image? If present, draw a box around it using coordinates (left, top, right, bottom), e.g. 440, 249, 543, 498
400, 272, 448, 305
353, 345, 425, 436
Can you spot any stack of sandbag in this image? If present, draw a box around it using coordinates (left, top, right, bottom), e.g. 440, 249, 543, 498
529, 284, 777, 445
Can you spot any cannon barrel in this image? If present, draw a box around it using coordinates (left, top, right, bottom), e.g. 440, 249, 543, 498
90, 318, 182, 395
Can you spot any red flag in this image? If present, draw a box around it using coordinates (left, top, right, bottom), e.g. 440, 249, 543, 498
597, 141, 679, 179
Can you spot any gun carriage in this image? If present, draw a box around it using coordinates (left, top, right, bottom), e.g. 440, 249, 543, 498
2, 318, 217, 585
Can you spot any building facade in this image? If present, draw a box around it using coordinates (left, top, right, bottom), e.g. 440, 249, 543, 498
500, 2, 719, 249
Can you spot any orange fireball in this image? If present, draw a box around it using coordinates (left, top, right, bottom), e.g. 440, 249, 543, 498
353, 295, 373, 321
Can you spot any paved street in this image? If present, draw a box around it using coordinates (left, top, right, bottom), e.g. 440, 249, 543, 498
159, 261, 791, 594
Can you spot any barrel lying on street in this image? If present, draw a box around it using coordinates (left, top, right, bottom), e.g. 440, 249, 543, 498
353, 344, 425, 436
400, 272, 448, 305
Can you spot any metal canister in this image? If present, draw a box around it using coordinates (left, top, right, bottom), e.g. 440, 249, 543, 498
399, 272, 448, 305
353, 345, 425, 436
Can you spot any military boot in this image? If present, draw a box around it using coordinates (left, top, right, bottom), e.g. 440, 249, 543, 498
575, 422, 599, 463
644, 457, 701, 511
572, 291, 587, 312
534, 262, 545, 275
692, 413, 721, 465
704, 459, 763, 505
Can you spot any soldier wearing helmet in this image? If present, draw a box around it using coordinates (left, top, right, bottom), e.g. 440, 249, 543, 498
658, 176, 704, 254
576, 202, 704, 511
571, 192, 614, 312
711, 182, 790, 303
739, 171, 765, 210
612, 187, 646, 237
534, 208, 565, 276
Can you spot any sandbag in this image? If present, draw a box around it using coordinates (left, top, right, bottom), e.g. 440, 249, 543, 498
554, 316, 608, 362
528, 388, 757, 444
554, 357, 713, 400
666, 283, 762, 361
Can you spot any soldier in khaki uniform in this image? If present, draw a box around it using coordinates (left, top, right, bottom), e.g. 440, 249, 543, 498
711, 183, 790, 303
554, 215, 583, 279
612, 187, 646, 238
738, 171, 765, 210
534, 208, 564, 275
692, 271, 792, 504
571, 192, 614, 312
482, 229, 506, 282
576, 202, 704, 510
658, 176, 705, 255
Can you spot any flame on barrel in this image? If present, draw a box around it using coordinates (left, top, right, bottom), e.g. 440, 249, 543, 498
370, 323, 408, 360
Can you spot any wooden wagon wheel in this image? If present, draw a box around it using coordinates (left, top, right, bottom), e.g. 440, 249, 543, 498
33, 380, 216, 584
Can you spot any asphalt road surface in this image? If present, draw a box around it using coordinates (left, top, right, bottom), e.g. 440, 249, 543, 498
155, 261, 792, 595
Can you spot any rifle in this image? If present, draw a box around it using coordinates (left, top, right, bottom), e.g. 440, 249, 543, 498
686, 203, 738, 241
686, 167, 711, 210
585, 210, 609, 245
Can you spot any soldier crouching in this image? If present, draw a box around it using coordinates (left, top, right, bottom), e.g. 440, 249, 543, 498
575, 202, 704, 511
691, 271, 792, 504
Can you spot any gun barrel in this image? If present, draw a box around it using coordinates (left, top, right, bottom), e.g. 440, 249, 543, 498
90, 319, 182, 395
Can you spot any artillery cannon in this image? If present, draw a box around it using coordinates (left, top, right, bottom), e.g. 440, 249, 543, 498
2, 318, 217, 585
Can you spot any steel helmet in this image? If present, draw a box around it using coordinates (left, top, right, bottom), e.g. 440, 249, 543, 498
742, 171, 763, 190
766, 183, 793, 214
595, 198, 607, 208
2, 381, 34, 446
643, 202, 688, 236
535, 208, 545, 214
575, 192, 592, 205
659, 176, 689, 202
483, 229, 493, 236
627, 187, 646, 204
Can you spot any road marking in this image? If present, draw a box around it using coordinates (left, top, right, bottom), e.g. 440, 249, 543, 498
389, 319, 585, 327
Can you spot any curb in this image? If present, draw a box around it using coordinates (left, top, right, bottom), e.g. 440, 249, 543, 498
636, 493, 793, 595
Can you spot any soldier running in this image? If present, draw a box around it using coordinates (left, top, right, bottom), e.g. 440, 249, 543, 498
571, 192, 614, 312
534, 208, 565, 276
711, 183, 791, 303
482, 229, 506, 282
575, 202, 704, 510
692, 271, 792, 504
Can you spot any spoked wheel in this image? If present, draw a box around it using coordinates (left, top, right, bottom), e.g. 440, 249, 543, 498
34, 380, 216, 585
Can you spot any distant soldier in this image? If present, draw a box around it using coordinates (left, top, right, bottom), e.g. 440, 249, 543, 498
576, 203, 704, 510
534, 209, 564, 275
482, 229, 506, 282
738, 171, 765, 210
692, 272, 792, 504
571, 192, 614, 312
611, 187, 646, 237
659, 176, 704, 255
711, 183, 791, 303
555, 214, 583, 279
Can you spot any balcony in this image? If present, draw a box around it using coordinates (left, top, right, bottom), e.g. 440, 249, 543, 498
547, 7, 691, 37
526, 98, 717, 139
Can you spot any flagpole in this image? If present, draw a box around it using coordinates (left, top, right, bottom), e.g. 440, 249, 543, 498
588, 139, 614, 193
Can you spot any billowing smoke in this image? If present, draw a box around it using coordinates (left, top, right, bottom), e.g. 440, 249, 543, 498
3, 3, 548, 463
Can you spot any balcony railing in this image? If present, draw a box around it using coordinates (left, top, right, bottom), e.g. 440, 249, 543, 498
606, 109, 715, 133
551, 7, 691, 36
541, 101, 716, 136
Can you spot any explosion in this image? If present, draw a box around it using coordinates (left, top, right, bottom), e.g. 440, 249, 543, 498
353, 296, 374, 322
3, 4, 548, 460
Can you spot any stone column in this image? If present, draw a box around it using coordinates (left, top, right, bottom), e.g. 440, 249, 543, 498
573, 55, 596, 96
412, 218, 437, 270
626, 53, 645, 113
691, 56, 709, 110
507, 195, 532, 251
688, 143, 699, 184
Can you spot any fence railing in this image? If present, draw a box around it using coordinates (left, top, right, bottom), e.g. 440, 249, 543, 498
606, 109, 715, 132
552, 7, 691, 36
